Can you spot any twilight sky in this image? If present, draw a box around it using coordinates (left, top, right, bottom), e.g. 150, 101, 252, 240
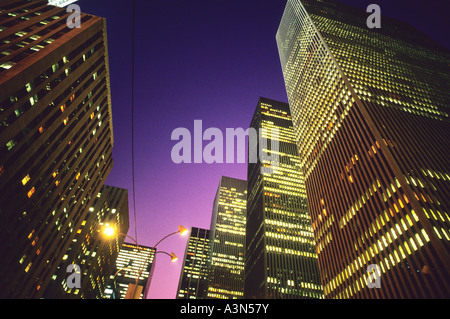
76, 0, 449, 299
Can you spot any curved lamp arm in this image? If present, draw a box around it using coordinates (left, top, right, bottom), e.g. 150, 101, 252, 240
155, 250, 178, 262
114, 266, 139, 279
118, 232, 140, 247
153, 225, 188, 248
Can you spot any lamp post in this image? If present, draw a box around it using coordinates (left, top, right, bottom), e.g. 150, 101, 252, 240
102, 224, 187, 299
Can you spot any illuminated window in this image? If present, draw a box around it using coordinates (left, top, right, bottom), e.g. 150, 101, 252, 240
27, 187, 35, 198
6, 140, 15, 150
25, 82, 33, 92
29, 95, 38, 106
22, 174, 30, 186
25, 262, 32, 272
0, 61, 15, 69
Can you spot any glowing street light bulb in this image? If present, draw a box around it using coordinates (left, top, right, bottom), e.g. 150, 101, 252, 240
178, 225, 188, 236
103, 225, 115, 237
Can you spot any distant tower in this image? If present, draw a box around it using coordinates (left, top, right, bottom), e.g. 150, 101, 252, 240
244, 97, 322, 299
105, 243, 156, 299
207, 176, 247, 299
176, 227, 211, 299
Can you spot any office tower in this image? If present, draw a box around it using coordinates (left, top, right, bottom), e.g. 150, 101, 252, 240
105, 243, 156, 299
276, 0, 450, 298
244, 97, 322, 299
0, 0, 114, 298
42, 185, 129, 298
176, 227, 211, 299
207, 176, 246, 299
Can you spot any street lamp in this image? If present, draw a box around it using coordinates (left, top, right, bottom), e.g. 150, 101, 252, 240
102, 224, 186, 298
102, 224, 187, 247
103, 225, 115, 237
102, 225, 139, 246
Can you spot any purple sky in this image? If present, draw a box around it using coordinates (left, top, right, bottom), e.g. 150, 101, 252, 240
76, 0, 449, 299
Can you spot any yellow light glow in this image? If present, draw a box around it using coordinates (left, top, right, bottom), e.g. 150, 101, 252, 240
22, 174, 30, 186
178, 225, 188, 236
27, 187, 35, 198
103, 225, 115, 237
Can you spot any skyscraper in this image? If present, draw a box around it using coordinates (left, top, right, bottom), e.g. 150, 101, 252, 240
245, 97, 322, 299
276, 0, 450, 298
207, 176, 246, 299
176, 227, 210, 299
105, 243, 156, 299
43, 185, 129, 299
0, 0, 114, 298
43, 185, 129, 298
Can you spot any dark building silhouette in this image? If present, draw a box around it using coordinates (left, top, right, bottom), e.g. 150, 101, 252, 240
0, 0, 115, 298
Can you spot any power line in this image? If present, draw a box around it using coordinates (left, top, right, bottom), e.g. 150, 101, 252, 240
131, 0, 138, 242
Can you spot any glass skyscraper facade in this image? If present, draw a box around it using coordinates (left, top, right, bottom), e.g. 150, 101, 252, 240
276, 0, 450, 298
245, 97, 322, 299
207, 176, 246, 299
176, 227, 210, 299
0, 0, 114, 298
